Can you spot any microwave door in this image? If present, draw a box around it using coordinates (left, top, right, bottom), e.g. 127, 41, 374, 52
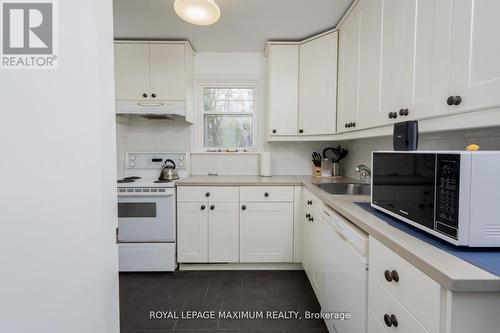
373, 153, 436, 230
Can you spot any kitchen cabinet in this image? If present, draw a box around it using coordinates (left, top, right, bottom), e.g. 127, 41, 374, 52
239, 202, 293, 262
114, 43, 150, 101
298, 32, 338, 136
177, 202, 208, 263
302, 189, 324, 296
337, 2, 361, 133
268, 44, 299, 137
337, 0, 500, 134
447, 1, 500, 115
114, 41, 195, 122
178, 186, 295, 264
149, 44, 186, 101
266, 31, 338, 140
177, 187, 239, 263
207, 202, 239, 263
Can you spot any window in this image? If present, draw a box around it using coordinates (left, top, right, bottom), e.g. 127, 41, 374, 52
202, 86, 255, 149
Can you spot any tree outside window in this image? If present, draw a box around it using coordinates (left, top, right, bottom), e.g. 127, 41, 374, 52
202, 87, 255, 149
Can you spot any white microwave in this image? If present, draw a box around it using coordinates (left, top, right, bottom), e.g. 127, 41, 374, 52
371, 151, 500, 247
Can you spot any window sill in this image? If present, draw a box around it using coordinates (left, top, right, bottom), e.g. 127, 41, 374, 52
191, 151, 261, 155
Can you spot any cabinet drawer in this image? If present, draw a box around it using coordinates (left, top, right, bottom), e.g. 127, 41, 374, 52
240, 186, 293, 202
369, 273, 429, 333
369, 237, 440, 333
177, 186, 239, 202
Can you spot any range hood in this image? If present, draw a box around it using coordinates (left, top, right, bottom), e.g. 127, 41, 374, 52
115, 100, 186, 118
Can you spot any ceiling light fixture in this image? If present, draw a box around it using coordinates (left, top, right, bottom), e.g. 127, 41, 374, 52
174, 0, 221, 26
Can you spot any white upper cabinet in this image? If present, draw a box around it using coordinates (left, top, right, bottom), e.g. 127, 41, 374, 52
299, 32, 338, 136
149, 43, 186, 101
114, 43, 150, 101
448, 0, 500, 114
337, 0, 500, 134
114, 41, 194, 115
266, 32, 338, 140
268, 44, 299, 136
337, 3, 361, 133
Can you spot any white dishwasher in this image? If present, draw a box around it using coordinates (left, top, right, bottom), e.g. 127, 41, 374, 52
321, 206, 368, 333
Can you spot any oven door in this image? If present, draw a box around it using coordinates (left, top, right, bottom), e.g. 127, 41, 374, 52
117, 189, 175, 242
372, 153, 436, 230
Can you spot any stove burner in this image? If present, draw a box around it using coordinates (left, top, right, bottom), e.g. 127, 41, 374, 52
117, 179, 134, 183
124, 176, 141, 180
117, 176, 141, 184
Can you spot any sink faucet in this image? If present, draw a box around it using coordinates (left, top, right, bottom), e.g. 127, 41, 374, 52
354, 164, 371, 181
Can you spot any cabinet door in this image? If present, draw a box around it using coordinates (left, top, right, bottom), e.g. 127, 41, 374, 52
405, 0, 452, 120
367, 309, 387, 333
448, 1, 500, 114
149, 44, 186, 101
208, 202, 239, 263
114, 43, 150, 100
365, 0, 413, 127
240, 202, 293, 262
177, 202, 208, 263
268, 44, 299, 136
337, 4, 361, 133
302, 206, 313, 275
298, 32, 338, 136
184, 47, 195, 123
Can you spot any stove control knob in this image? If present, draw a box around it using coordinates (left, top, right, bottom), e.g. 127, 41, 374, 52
179, 162, 184, 167
129, 162, 136, 167
179, 156, 184, 161
130, 155, 136, 161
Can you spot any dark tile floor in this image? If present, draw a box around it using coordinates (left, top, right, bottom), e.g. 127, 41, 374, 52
120, 270, 328, 333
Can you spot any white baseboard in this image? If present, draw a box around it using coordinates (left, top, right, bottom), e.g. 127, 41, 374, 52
179, 263, 303, 271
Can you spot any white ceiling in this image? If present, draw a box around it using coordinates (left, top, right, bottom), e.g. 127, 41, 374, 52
113, 0, 353, 52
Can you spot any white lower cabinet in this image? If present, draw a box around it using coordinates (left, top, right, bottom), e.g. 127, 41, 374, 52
302, 189, 324, 296
178, 201, 239, 263
369, 273, 429, 333
240, 202, 294, 262
177, 202, 209, 263
177, 186, 294, 264
208, 202, 239, 263
367, 309, 388, 333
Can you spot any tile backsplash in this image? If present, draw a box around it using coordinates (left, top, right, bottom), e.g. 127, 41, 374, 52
342, 126, 500, 179
116, 116, 334, 177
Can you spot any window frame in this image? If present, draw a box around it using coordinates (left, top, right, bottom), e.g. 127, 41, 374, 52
195, 79, 259, 152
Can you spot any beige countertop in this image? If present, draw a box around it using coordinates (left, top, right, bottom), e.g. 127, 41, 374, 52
176, 174, 500, 292
175, 175, 302, 186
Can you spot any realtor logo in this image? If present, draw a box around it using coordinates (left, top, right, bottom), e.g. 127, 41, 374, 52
1, 0, 57, 69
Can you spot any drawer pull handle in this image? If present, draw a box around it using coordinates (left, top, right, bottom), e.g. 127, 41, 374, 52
201, 205, 206, 210
384, 270, 400, 283
264, 192, 269, 197
210, 205, 215, 210
383, 314, 398, 327
205, 192, 210, 197
306, 213, 311, 218
242, 205, 246, 210
308, 217, 314, 222
307, 200, 312, 205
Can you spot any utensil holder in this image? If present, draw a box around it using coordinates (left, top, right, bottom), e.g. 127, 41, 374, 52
332, 162, 341, 177
321, 158, 333, 177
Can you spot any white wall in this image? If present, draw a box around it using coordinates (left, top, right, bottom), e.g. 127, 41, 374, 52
0, 1, 119, 333
117, 52, 334, 176
342, 126, 500, 179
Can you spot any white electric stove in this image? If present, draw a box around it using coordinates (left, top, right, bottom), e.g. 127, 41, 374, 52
117, 152, 188, 272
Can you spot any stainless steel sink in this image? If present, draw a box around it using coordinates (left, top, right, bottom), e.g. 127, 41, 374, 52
314, 182, 371, 195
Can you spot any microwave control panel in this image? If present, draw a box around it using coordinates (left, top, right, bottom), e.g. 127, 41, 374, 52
435, 154, 460, 239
